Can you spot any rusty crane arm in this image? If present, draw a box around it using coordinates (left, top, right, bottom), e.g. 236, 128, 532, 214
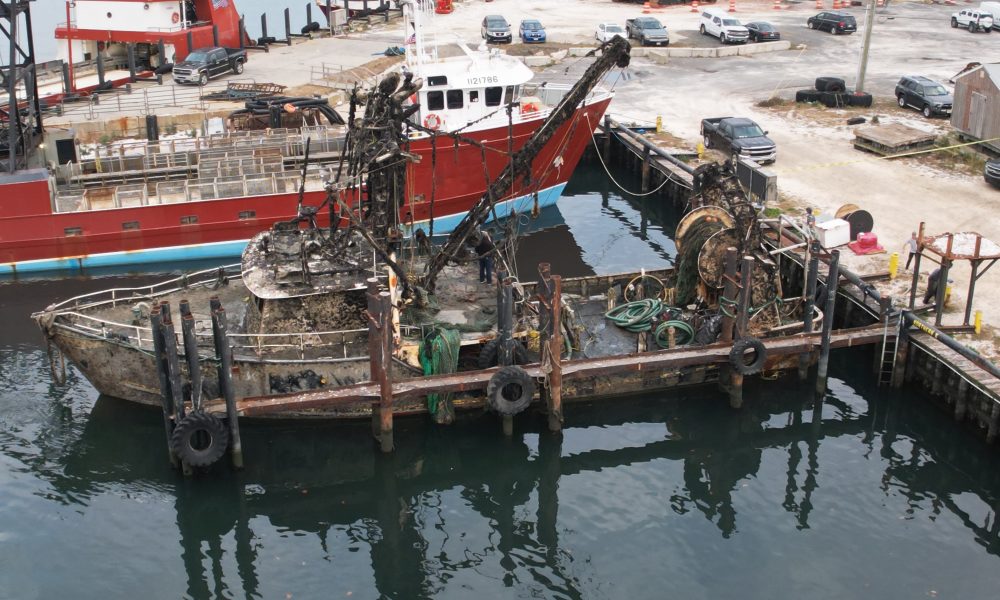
421, 36, 631, 291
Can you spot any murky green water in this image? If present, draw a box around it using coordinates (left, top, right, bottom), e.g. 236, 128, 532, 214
2, 158, 999, 599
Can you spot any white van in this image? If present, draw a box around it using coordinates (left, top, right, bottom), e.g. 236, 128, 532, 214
981, 2, 1000, 29
699, 7, 749, 44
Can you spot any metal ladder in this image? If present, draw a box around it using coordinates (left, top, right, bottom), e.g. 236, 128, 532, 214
877, 316, 899, 386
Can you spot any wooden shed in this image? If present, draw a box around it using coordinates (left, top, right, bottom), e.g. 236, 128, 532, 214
951, 63, 1000, 153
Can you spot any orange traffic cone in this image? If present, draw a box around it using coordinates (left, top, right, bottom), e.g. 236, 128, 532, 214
773, 0, 782, 9
815, 0, 823, 8
729, 0, 736, 11
691, 0, 700, 13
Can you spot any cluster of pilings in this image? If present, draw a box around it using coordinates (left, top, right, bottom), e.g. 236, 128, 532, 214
149, 297, 243, 474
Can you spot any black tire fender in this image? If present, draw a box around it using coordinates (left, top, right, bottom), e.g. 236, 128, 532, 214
729, 337, 767, 375
477, 338, 530, 369
815, 76, 846, 92
486, 366, 535, 416
170, 410, 229, 467
849, 92, 873, 108
795, 89, 822, 103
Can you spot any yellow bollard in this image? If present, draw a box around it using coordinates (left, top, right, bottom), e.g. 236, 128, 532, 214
656, 115, 663, 133
888, 252, 899, 280
975, 310, 983, 335
697, 142, 705, 159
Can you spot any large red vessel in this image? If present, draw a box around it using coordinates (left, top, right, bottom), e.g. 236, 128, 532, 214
0, 0, 615, 274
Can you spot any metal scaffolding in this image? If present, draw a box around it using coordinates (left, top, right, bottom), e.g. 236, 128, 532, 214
0, 0, 42, 173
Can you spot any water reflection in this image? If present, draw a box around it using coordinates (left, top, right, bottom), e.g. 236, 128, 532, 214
8, 365, 987, 597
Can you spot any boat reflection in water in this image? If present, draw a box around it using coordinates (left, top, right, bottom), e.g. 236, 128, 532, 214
45, 360, 1000, 598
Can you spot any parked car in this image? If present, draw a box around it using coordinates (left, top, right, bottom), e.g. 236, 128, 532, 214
951, 9, 994, 32
981, 2, 1000, 29
745, 21, 781, 42
596, 22, 626, 43
806, 11, 857, 34
701, 117, 777, 164
481, 15, 512, 44
699, 8, 750, 44
519, 19, 546, 43
625, 16, 670, 46
895, 75, 953, 118
986, 159, 1000, 189
172, 47, 246, 85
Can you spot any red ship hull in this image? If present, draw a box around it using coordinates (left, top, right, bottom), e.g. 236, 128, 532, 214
0, 97, 611, 274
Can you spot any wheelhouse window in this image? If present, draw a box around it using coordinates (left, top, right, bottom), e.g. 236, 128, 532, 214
427, 91, 444, 111
469, 90, 479, 103
238, 210, 256, 220
122, 221, 140, 231
427, 75, 448, 87
64, 227, 82, 237
446, 90, 464, 109
485, 86, 502, 107
504, 86, 515, 105
180, 215, 198, 225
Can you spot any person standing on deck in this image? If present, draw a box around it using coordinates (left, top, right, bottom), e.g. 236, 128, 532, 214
470, 229, 495, 285
904, 232, 918, 271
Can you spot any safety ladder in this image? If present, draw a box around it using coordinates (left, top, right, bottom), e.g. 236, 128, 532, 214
877, 316, 900, 386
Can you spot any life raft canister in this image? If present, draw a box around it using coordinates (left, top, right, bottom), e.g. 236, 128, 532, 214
423, 113, 443, 130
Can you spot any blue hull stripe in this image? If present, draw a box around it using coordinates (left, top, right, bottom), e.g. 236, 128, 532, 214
0, 184, 566, 275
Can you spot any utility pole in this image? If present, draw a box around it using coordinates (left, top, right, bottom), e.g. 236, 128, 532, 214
855, 0, 877, 94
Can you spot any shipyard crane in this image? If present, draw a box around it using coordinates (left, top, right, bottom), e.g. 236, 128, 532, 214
421, 36, 632, 291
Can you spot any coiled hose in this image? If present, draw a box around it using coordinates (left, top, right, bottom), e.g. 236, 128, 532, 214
605, 300, 690, 347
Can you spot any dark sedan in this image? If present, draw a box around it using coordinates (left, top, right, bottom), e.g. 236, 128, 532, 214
986, 159, 1000, 190
807, 11, 857, 34
745, 21, 781, 42
481, 15, 512, 44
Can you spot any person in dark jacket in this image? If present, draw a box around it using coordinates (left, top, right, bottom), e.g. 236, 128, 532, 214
471, 229, 495, 284
923, 268, 941, 305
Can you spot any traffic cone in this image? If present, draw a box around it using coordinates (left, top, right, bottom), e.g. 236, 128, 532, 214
816, 0, 823, 8
773, 0, 782, 9
832, 0, 840, 8
691, 0, 700, 13
729, 0, 736, 12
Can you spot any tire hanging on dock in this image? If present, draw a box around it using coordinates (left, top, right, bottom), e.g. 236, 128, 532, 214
486, 365, 535, 416
170, 411, 230, 467
729, 337, 768, 375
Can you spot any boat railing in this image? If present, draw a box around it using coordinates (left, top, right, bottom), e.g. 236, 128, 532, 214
43, 264, 243, 313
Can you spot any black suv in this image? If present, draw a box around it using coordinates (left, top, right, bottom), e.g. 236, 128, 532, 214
806, 12, 857, 34
481, 15, 512, 44
895, 75, 953, 118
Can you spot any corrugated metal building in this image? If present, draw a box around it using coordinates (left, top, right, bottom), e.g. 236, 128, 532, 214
951, 63, 1000, 153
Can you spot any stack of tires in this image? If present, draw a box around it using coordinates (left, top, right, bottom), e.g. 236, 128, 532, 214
795, 77, 873, 108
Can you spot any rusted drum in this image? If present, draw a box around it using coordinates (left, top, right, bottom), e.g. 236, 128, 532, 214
674, 206, 735, 254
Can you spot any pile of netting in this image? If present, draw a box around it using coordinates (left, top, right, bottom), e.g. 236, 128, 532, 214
605, 299, 695, 348
675, 218, 726, 306
419, 327, 461, 423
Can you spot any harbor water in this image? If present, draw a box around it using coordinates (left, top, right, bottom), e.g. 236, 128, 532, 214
1, 157, 999, 598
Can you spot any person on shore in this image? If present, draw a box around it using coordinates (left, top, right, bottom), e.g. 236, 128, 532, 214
470, 228, 495, 284
923, 268, 941, 306
904, 232, 918, 271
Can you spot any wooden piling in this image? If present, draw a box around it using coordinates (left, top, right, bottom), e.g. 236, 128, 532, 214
719, 247, 739, 343
641, 145, 651, 193
954, 377, 968, 421
211, 297, 243, 469
988, 401, 1000, 445
798, 243, 820, 381
159, 302, 185, 421
498, 273, 515, 436
367, 279, 393, 453
816, 250, 840, 395
150, 306, 179, 468
890, 325, 909, 389
603, 115, 612, 163
548, 275, 564, 433
179, 300, 202, 411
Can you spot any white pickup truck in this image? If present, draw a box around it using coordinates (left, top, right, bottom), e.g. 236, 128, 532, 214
699, 7, 750, 44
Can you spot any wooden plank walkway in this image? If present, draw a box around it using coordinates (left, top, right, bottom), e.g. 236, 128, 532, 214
235, 324, 887, 416
909, 332, 1000, 402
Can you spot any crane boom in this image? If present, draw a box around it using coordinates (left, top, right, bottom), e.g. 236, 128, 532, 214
421, 36, 631, 290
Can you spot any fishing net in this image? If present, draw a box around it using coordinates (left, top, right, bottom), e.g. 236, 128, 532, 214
419, 327, 461, 424
675, 219, 724, 306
